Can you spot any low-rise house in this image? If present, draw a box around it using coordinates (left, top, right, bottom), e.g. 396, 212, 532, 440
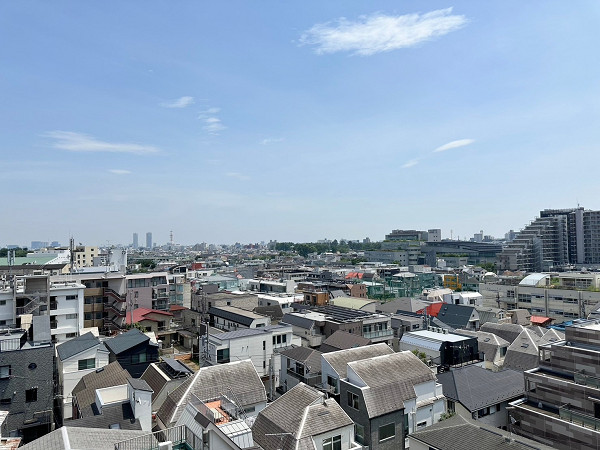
124, 308, 173, 334
68, 378, 153, 431
408, 414, 554, 450
156, 360, 268, 429
480, 322, 527, 344
279, 346, 322, 392
339, 351, 445, 449
399, 328, 479, 370
252, 383, 360, 450
320, 330, 370, 353
435, 303, 480, 330
104, 329, 159, 378
436, 365, 524, 428
389, 313, 424, 340
71, 361, 131, 420
202, 325, 297, 384
321, 343, 394, 397
455, 329, 509, 369
140, 358, 193, 411
19, 427, 149, 450
209, 305, 271, 331
56, 331, 110, 421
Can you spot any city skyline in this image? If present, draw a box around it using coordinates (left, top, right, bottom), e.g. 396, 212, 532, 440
2, 2, 600, 245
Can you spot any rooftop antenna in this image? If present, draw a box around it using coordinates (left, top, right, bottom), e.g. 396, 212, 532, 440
170, 230, 174, 248
69, 237, 75, 275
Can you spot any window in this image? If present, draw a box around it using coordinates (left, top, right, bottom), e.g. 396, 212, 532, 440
26, 388, 37, 402
0, 366, 11, 379
379, 422, 395, 442
66, 333, 77, 338
66, 314, 77, 319
416, 421, 427, 429
0, 398, 11, 405
78, 358, 95, 370
323, 435, 341, 450
0, 300, 6, 306
347, 391, 359, 410
66, 295, 77, 300
263, 341, 266, 350
217, 348, 230, 363
84, 297, 93, 304
354, 424, 365, 445
84, 313, 92, 321
282, 334, 287, 343
95, 297, 103, 303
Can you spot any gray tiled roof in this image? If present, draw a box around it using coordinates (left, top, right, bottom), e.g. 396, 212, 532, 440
321, 342, 394, 379
56, 332, 100, 361
128, 377, 153, 392
67, 402, 141, 430
208, 306, 267, 326
156, 359, 267, 427
376, 297, 427, 314
281, 313, 317, 329
252, 383, 353, 450
409, 414, 554, 450
104, 329, 150, 355
436, 304, 477, 329
347, 351, 436, 418
480, 322, 525, 344
503, 329, 543, 372
436, 365, 524, 412
455, 330, 509, 362
19, 427, 150, 450
319, 330, 370, 353
279, 346, 322, 372
72, 362, 131, 417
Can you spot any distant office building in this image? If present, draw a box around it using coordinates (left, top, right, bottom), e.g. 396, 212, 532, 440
145, 232, 152, 249
133, 233, 138, 249
50, 241, 61, 247
428, 229, 441, 242
30, 241, 48, 250
505, 229, 517, 242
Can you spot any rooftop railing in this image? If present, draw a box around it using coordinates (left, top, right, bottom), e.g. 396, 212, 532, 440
114, 425, 203, 450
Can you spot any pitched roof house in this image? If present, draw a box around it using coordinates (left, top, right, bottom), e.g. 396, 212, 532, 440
252, 383, 358, 450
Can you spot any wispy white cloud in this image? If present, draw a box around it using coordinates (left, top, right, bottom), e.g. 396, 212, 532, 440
45, 131, 159, 155
300, 8, 467, 56
198, 107, 226, 134
108, 169, 132, 175
261, 137, 284, 145
402, 159, 419, 169
434, 138, 475, 153
161, 96, 195, 108
226, 172, 250, 181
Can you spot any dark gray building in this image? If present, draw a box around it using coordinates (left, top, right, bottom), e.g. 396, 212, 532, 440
0, 325, 54, 443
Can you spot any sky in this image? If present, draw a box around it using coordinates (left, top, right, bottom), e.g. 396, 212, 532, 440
2, 1, 600, 247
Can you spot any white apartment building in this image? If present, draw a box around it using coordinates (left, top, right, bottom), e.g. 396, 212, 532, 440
0, 275, 84, 343
203, 325, 299, 385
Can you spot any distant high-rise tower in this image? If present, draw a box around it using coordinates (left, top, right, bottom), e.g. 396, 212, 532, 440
133, 233, 139, 249
146, 232, 152, 249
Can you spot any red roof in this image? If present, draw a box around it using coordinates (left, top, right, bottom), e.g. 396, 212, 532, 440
416, 302, 444, 317
169, 305, 187, 311
345, 272, 364, 280
530, 316, 552, 325
126, 307, 173, 324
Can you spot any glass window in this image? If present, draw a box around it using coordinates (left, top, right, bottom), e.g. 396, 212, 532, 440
323, 435, 341, 450
347, 391, 359, 410
26, 388, 37, 403
78, 358, 95, 370
379, 422, 395, 442
0, 366, 10, 379
66, 314, 77, 319
354, 424, 365, 445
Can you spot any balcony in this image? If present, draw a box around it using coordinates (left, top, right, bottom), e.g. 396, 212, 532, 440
286, 367, 321, 386
114, 425, 203, 450
362, 329, 394, 340
559, 404, 600, 431
574, 372, 600, 389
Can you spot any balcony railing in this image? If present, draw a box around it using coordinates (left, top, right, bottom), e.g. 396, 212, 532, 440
574, 372, 600, 389
362, 329, 394, 339
114, 425, 203, 450
559, 404, 600, 430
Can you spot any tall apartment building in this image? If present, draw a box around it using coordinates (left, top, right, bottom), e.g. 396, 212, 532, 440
132, 233, 138, 249
500, 207, 600, 271
145, 232, 152, 249
510, 320, 600, 449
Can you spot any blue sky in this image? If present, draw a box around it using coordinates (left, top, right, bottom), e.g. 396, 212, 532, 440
2, 1, 600, 246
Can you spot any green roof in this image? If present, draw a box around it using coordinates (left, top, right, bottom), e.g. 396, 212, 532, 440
330, 296, 376, 310
10, 255, 56, 265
